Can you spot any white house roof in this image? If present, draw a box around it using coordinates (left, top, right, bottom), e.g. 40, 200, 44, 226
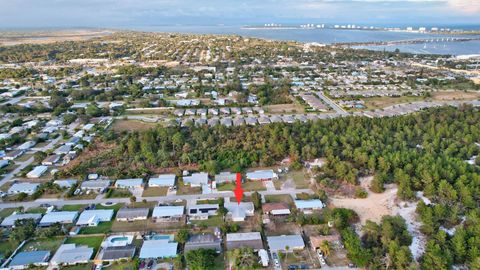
1, 213, 42, 227
139, 240, 178, 259
183, 173, 208, 186
51, 244, 93, 265
267, 235, 305, 252
227, 232, 262, 242
76, 209, 114, 226
26, 165, 48, 178
8, 182, 40, 194
246, 170, 278, 180
149, 174, 176, 187
116, 178, 143, 188
224, 202, 254, 221
294, 199, 325, 209
40, 211, 78, 225
54, 179, 77, 188
81, 180, 110, 189
152, 206, 184, 218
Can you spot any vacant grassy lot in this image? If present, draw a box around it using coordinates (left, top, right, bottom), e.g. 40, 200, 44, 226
63, 263, 93, 270
65, 235, 104, 254
264, 194, 294, 205
80, 221, 113, 234
24, 207, 47, 214
361, 95, 426, 110
111, 119, 157, 133
217, 181, 266, 192
264, 103, 305, 114
431, 90, 480, 101
96, 203, 125, 212
142, 187, 168, 197
111, 219, 183, 232
22, 237, 64, 252
281, 170, 310, 189
177, 181, 201, 195
0, 239, 20, 258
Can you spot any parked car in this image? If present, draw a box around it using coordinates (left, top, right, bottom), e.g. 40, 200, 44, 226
147, 260, 154, 269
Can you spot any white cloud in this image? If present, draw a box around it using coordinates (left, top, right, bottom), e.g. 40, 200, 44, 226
447, 0, 480, 14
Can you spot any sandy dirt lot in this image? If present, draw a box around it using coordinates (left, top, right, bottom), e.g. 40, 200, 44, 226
111, 119, 158, 132
264, 103, 305, 114
431, 90, 480, 101
0, 29, 113, 46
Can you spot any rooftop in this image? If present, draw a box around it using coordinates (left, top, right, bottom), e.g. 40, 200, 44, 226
9, 251, 50, 267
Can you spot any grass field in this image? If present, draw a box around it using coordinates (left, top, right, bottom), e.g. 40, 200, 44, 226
264, 103, 305, 114
191, 215, 224, 227
142, 187, 168, 197
0, 240, 20, 258
65, 235, 104, 254
22, 237, 64, 252
96, 203, 125, 212
63, 263, 93, 270
80, 221, 113, 234
0, 208, 18, 218
217, 181, 266, 192
60, 204, 87, 211
264, 194, 294, 205
282, 170, 310, 189
24, 207, 47, 214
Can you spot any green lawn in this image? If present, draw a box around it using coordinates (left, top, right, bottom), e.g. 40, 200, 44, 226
0, 239, 20, 258
60, 204, 87, 211
63, 262, 93, 270
191, 215, 224, 227
264, 194, 294, 205
22, 237, 64, 252
107, 261, 136, 270
24, 207, 47, 214
0, 208, 18, 218
80, 221, 113, 234
65, 236, 104, 254
217, 181, 266, 191
177, 181, 202, 195
106, 189, 132, 198
142, 187, 168, 197
212, 255, 226, 270
196, 199, 221, 205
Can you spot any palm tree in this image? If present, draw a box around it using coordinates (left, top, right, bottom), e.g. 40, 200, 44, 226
285, 245, 290, 262
320, 240, 331, 257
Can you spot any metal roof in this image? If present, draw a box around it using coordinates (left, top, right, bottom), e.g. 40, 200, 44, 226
115, 178, 143, 187
246, 170, 277, 180
152, 206, 184, 217
149, 174, 175, 187
116, 208, 149, 219
1, 213, 42, 227
76, 209, 114, 226
139, 240, 178, 259
9, 251, 50, 267
51, 244, 93, 265
39, 211, 78, 225
294, 199, 325, 209
226, 232, 262, 242
267, 235, 305, 252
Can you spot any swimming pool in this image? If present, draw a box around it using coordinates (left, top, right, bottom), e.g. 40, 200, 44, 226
150, 234, 172, 241
111, 236, 129, 243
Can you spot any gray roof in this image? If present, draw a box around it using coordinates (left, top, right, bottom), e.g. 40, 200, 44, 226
51, 244, 93, 265
81, 180, 110, 189
267, 235, 305, 252
99, 245, 136, 261
1, 213, 42, 227
8, 182, 40, 195
39, 211, 78, 226
9, 251, 50, 267
116, 178, 143, 188
227, 232, 262, 242
152, 206, 184, 218
139, 240, 178, 259
116, 208, 149, 220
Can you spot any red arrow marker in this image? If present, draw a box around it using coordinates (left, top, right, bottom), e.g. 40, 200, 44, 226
233, 172, 243, 205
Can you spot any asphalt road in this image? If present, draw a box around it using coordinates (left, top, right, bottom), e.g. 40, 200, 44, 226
316, 91, 348, 115
0, 188, 313, 209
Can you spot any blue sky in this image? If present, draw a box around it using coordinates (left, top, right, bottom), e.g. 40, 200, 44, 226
0, 0, 479, 28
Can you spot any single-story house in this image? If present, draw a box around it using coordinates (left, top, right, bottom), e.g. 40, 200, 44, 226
17, 141, 36, 151
42, 154, 61, 166
26, 165, 48, 178
97, 245, 136, 262
267, 235, 305, 252
262, 202, 291, 216
294, 199, 325, 214
184, 233, 222, 253
246, 170, 278, 181
187, 204, 219, 220
39, 211, 78, 226
1, 213, 42, 227
76, 209, 114, 226
50, 244, 93, 266
224, 202, 254, 222
139, 239, 178, 259
54, 144, 72, 155
226, 232, 264, 250
65, 136, 81, 146
3, 149, 25, 160
54, 179, 77, 189
9, 251, 50, 269
81, 180, 110, 192
0, 159, 9, 168
116, 207, 149, 222
152, 206, 184, 222
183, 172, 209, 187
214, 172, 236, 184
148, 174, 176, 187
8, 182, 40, 195
115, 178, 143, 189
